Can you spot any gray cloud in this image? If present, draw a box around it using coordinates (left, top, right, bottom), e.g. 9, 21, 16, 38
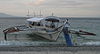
0, 0, 100, 8
34, 0, 84, 8
0, 0, 100, 17
33, 0, 100, 8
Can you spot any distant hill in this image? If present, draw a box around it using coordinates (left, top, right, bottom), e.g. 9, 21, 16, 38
0, 13, 17, 17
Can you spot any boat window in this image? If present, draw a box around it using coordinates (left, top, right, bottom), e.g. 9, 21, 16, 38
28, 21, 32, 24
37, 22, 41, 26
45, 21, 56, 28
50, 22, 55, 28
30, 22, 42, 26
31, 22, 36, 26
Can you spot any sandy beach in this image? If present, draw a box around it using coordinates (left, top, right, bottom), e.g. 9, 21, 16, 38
0, 46, 100, 51
0, 46, 100, 54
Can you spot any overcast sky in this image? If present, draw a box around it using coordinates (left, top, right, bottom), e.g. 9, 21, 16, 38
0, 0, 100, 17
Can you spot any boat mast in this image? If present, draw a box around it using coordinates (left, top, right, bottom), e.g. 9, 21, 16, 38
39, 10, 43, 17
27, 9, 30, 18
33, 12, 36, 17
52, 13, 54, 16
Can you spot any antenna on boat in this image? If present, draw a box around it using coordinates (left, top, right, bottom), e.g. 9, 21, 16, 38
33, 12, 36, 17
39, 10, 43, 17
52, 13, 54, 16
27, 9, 30, 18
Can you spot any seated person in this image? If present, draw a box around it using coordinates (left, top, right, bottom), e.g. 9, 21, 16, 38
50, 23, 55, 28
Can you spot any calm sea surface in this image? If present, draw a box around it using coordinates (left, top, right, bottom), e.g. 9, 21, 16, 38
0, 17, 100, 46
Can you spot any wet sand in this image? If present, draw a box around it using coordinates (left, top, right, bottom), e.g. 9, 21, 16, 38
0, 46, 100, 54
0, 46, 100, 51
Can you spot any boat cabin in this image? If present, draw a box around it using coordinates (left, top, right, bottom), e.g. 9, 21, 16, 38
45, 16, 60, 28
27, 17, 44, 27
26, 16, 60, 29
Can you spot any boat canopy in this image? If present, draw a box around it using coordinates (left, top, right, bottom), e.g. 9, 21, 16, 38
45, 18, 59, 22
26, 17, 44, 22
45, 16, 60, 22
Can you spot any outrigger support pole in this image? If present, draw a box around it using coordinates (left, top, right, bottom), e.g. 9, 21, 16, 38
62, 19, 74, 46
63, 27, 74, 46
4, 33, 7, 41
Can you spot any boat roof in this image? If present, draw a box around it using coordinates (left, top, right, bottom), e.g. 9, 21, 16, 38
46, 16, 60, 22
45, 18, 60, 22
46, 16, 58, 18
26, 17, 44, 22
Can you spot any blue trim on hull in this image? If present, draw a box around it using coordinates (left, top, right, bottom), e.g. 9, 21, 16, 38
63, 33, 73, 46
63, 27, 73, 46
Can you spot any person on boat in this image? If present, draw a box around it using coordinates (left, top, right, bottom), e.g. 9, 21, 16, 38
37, 22, 41, 26
50, 22, 55, 28
31, 22, 35, 26
63, 19, 70, 33
28, 21, 33, 28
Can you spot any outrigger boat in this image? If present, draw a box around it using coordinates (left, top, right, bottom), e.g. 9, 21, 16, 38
3, 16, 96, 46
3, 16, 66, 41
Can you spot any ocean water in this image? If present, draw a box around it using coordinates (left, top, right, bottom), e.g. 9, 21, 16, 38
0, 17, 100, 46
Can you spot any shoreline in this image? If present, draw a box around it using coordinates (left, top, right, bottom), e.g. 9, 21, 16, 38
0, 46, 100, 51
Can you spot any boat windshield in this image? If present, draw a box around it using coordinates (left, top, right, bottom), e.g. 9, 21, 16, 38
26, 17, 44, 22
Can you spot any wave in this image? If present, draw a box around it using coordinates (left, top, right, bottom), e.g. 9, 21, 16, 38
80, 41, 100, 46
